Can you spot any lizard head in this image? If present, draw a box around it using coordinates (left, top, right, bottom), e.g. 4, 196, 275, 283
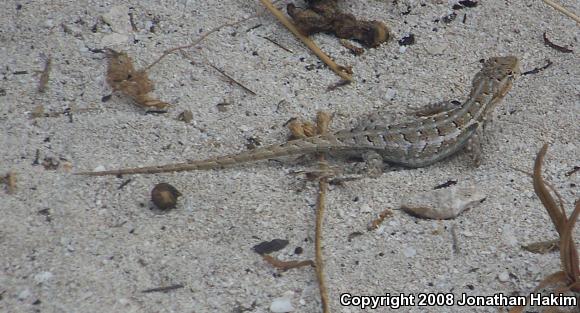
482, 56, 520, 98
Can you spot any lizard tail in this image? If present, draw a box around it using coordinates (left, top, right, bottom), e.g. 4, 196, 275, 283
75, 135, 342, 176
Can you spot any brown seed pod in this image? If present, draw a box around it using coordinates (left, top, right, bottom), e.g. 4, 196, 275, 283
151, 183, 181, 210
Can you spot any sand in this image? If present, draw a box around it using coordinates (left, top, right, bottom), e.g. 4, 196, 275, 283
1, 0, 578, 312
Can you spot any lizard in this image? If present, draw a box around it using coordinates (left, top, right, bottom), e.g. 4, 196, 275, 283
76, 56, 520, 176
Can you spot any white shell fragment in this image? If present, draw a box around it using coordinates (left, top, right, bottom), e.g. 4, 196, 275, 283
270, 291, 295, 312
401, 186, 486, 219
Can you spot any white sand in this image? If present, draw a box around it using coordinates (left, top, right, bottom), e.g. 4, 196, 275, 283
1, 1, 578, 312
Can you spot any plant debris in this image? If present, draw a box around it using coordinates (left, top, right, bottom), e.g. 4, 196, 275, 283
253, 239, 289, 255
522, 59, 553, 76
339, 39, 364, 55
1, 172, 17, 194
261, 36, 293, 53
106, 49, 169, 109
260, 0, 353, 81
287, 0, 390, 48
434, 179, 458, 190
543, 0, 580, 24
543, 31, 574, 53
37, 54, 52, 93
509, 144, 580, 312
565, 166, 579, 177
262, 254, 314, 271
207, 63, 256, 95
151, 183, 181, 210
141, 284, 184, 293
367, 208, 393, 231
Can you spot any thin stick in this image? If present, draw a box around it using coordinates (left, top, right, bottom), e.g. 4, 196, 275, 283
543, 0, 580, 24
258, 0, 353, 82
144, 16, 256, 72
207, 63, 257, 95
314, 111, 332, 313
315, 166, 330, 313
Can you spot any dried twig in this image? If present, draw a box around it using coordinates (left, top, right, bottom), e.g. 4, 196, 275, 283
288, 112, 332, 313
259, 0, 353, 81
543, 0, 580, 24
543, 31, 574, 53
261, 36, 294, 53
207, 63, 256, 95
339, 39, 365, 56
314, 111, 332, 313
522, 59, 553, 76
144, 16, 255, 72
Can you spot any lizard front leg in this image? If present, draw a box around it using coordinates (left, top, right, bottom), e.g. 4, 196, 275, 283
464, 128, 482, 166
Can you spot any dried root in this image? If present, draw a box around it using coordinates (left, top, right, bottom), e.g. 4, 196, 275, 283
287, 0, 390, 48
509, 144, 580, 313
106, 49, 169, 109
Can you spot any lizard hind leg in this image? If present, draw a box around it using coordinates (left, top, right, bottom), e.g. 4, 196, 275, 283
360, 150, 385, 178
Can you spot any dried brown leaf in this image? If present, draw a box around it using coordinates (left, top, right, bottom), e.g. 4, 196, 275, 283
367, 208, 393, 231
106, 50, 169, 109
287, 1, 390, 48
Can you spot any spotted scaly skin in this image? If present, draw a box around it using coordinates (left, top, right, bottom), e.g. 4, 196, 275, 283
76, 56, 520, 176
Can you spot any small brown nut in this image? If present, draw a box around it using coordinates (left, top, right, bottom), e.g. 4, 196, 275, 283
151, 183, 181, 210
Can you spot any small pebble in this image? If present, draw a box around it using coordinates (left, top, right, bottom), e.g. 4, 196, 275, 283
177, 110, 193, 123
17, 289, 31, 300
403, 246, 417, 258
498, 271, 510, 282
34, 271, 53, 284
384, 88, 397, 101
502, 224, 518, 247
270, 292, 294, 312
44, 19, 54, 28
